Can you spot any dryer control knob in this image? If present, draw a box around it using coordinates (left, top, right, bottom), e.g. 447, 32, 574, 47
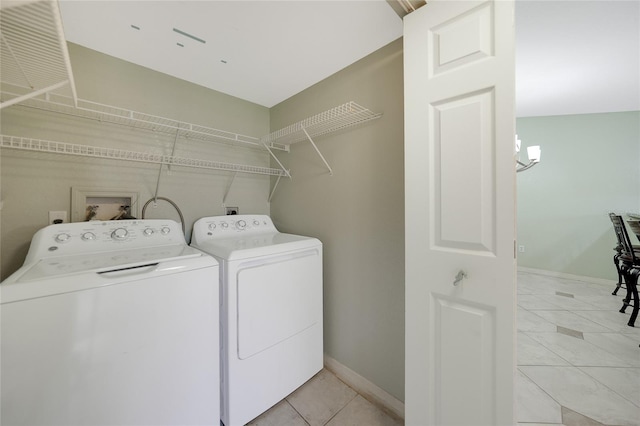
253, 220, 260, 226
81, 232, 96, 241
111, 228, 128, 240
143, 228, 154, 236
55, 233, 71, 243
161, 226, 171, 235
236, 220, 247, 230
221, 222, 228, 229
208, 223, 217, 231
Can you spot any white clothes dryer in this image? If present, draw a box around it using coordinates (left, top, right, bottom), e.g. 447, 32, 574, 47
191, 215, 323, 426
1, 219, 219, 426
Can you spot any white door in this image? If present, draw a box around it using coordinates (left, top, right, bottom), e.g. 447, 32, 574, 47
404, 1, 516, 425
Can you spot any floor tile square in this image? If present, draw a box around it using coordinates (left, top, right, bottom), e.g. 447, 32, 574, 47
286, 368, 357, 426
525, 332, 633, 367
572, 310, 640, 336
556, 326, 584, 340
534, 295, 600, 311
573, 295, 629, 311
518, 295, 566, 310
518, 309, 557, 332
518, 332, 570, 366
579, 367, 640, 408
325, 395, 402, 426
246, 400, 308, 426
516, 369, 562, 424
520, 366, 640, 426
532, 310, 613, 333
582, 332, 640, 367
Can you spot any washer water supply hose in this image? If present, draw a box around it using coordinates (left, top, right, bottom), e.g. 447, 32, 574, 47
141, 196, 185, 236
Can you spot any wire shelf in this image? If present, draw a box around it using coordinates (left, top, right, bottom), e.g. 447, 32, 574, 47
0, 0, 77, 108
261, 102, 382, 146
0, 134, 287, 177
1, 90, 289, 151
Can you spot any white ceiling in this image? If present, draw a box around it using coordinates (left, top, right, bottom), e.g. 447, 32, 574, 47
58, 0, 640, 116
58, 0, 403, 108
515, 0, 639, 117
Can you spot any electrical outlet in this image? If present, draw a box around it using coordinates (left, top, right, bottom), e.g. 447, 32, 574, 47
518, 245, 525, 253
225, 207, 239, 215
49, 211, 67, 224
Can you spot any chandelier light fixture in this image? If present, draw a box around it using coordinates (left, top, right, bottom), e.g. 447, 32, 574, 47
515, 135, 541, 173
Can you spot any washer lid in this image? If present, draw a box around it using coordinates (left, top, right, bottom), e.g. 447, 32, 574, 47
1, 245, 217, 303
192, 232, 321, 260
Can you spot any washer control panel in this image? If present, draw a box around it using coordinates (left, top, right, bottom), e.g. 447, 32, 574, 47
25, 220, 185, 261
192, 215, 277, 242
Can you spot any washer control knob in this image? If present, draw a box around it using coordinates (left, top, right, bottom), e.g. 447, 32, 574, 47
208, 223, 217, 231
55, 233, 71, 243
253, 220, 260, 226
221, 222, 228, 229
143, 228, 154, 236
111, 228, 128, 240
161, 226, 171, 235
81, 232, 96, 241
236, 220, 247, 230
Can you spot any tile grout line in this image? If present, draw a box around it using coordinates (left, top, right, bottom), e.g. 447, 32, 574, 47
575, 366, 640, 409
517, 366, 566, 423
283, 399, 311, 426
320, 392, 359, 426
520, 330, 577, 366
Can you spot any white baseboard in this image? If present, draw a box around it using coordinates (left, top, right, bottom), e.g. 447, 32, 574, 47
517, 266, 617, 287
323, 355, 404, 421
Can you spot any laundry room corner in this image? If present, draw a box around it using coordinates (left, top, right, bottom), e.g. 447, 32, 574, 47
269, 38, 406, 403
0, 43, 273, 280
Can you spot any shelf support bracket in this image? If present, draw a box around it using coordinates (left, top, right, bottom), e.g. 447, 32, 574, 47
223, 172, 238, 205
0, 80, 69, 110
268, 174, 283, 203
167, 128, 180, 172
261, 140, 291, 179
1, 33, 33, 90
301, 125, 333, 176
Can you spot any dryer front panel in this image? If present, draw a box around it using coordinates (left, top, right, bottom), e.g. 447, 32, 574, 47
236, 249, 322, 360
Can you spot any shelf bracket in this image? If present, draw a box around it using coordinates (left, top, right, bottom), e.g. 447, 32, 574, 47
0, 80, 70, 110
167, 128, 180, 172
223, 172, 238, 205
260, 140, 291, 179
1, 32, 33, 90
268, 175, 282, 203
301, 125, 333, 176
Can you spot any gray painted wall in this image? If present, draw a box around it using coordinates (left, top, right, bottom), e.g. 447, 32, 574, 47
516, 111, 640, 280
0, 43, 271, 280
269, 39, 405, 401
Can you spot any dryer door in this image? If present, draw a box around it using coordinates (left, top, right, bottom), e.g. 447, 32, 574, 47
236, 248, 322, 360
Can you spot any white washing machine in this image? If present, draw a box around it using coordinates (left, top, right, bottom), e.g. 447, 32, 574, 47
191, 215, 323, 426
1, 219, 220, 426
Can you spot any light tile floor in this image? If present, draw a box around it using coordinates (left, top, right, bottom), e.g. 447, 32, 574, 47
246, 368, 402, 426
245, 271, 640, 425
517, 271, 640, 426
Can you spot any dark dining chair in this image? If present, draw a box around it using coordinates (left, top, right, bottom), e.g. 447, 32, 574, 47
609, 213, 640, 327
627, 220, 640, 242
609, 215, 640, 296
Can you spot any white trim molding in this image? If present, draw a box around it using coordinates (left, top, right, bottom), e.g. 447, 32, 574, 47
323, 355, 404, 421
517, 266, 616, 287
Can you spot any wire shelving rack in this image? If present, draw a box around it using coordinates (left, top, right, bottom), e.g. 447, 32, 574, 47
261, 102, 382, 175
0, 0, 77, 109
0, 135, 287, 177
1, 90, 288, 151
